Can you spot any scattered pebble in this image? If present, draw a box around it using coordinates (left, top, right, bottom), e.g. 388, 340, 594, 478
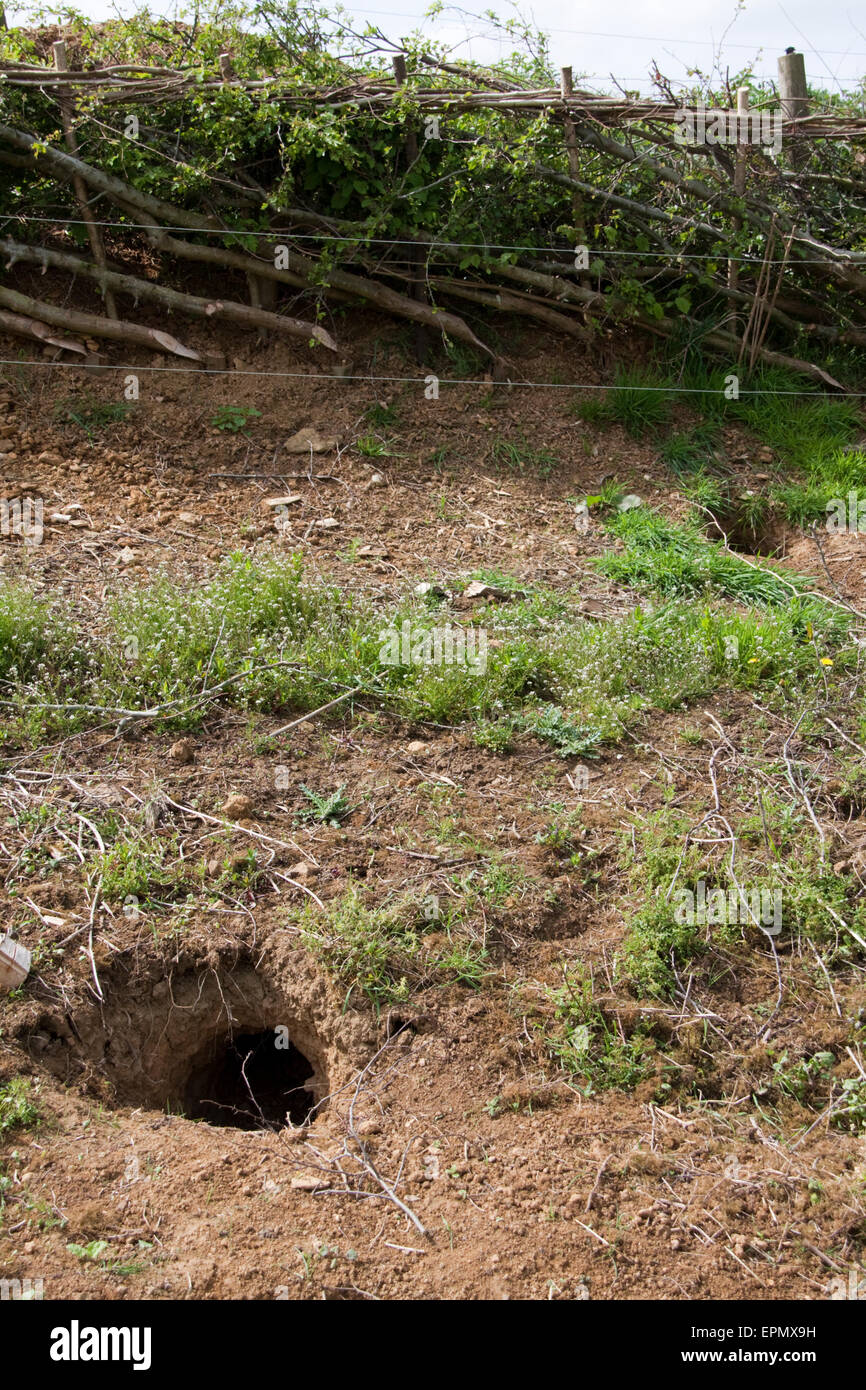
263, 495, 302, 509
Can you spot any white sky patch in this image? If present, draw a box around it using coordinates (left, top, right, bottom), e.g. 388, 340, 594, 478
4, 1, 865, 93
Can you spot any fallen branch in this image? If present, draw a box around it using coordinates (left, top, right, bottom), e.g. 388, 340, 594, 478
0, 306, 86, 354
0, 284, 201, 359
0, 237, 337, 351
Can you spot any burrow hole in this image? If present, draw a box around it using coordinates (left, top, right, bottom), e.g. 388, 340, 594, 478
705, 505, 783, 557
180, 1030, 316, 1131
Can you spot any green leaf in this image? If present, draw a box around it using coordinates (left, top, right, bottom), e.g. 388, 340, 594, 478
67, 1239, 109, 1261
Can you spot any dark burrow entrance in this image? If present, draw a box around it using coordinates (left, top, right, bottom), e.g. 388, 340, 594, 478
704, 502, 784, 557
181, 1031, 316, 1131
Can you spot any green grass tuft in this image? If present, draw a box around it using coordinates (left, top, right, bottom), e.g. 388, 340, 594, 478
0, 1077, 39, 1136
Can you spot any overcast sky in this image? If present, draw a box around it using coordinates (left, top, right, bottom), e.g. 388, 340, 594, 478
6, 1, 866, 94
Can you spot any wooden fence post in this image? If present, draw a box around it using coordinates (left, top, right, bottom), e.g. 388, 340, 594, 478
52, 40, 118, 321
777, 48, 809, 170
559, 67, 584, 237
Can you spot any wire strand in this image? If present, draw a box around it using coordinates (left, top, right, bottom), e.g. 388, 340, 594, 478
4, 214, 862, 265
1, 358, 863, 396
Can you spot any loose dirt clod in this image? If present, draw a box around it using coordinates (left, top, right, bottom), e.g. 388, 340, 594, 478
285, 428, 338, 453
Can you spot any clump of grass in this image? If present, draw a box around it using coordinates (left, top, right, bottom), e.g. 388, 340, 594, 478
773, 454, 866, 529
538, 967, 653, 1091
0, 585, 75, 685
472, 716, 516, 752
731, 489, 771, 541
618, 892, 710, 998
619, 794, 866, 999
451, 859, 528, 911
679, 470, 728, 516
660, 424, 722, 476
773, 480, 833, 529
296, 887, 416, 1010
355, 434, 392, 457
442, 338, 486, 377
672, 360, 866, 529
768, 853, 866, 961
97, 823, 261, 905
595, 507, 812, 607
57, 395, 134, 438
765, 1049, 866, 1133
0, 582, 92, 740
587, 477, 628, 511
293, 884, 486, 1009
364, 401, 399, 428
613, 805, 711, 996
99, 552, 347, 723
466, 567, 531, 595
669, 356, 735, 422
731, 369, 861, 469
835, 760, 866, 815
490, 435, 558, 477
608, 369, 672, 438
534, 807, 588, 870
576, 368, 671, 439
0, 1077, 39, 1136
574, 395, 611, 427
428, 445, 451, 470
96, 830, 184, 902
67, 1237, 152, 1276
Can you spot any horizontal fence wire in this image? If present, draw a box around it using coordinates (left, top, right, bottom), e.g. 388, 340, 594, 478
2, 359, 865, 396
4, 215, 863, 266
